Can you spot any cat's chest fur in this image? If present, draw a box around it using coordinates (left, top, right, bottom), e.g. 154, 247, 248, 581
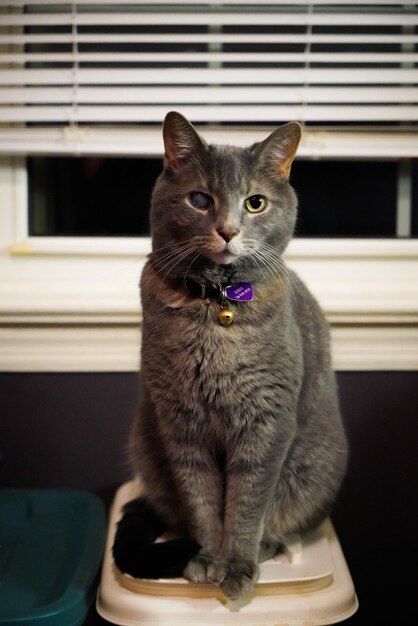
141, 264, 302, 439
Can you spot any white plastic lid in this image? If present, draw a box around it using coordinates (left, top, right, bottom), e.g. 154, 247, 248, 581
97, 481, 358, 625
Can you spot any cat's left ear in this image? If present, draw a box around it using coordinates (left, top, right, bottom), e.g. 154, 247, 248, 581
254, 122, 301, 180
162, 111, 206, 173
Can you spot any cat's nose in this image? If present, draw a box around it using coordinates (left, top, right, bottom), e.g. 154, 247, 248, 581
217, 228, 239, 243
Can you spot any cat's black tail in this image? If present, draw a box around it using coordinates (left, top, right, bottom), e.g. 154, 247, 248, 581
112, 497, 201, 579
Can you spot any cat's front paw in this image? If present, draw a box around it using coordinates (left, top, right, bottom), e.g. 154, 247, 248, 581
210, 558, 259, 600
183, 552, 215, 584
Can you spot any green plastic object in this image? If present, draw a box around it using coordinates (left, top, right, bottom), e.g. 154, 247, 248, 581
0, 489, 106, 626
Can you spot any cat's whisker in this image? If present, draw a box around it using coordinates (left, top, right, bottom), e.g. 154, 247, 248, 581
157, 246, 198, 280
242, 238, 297, 306
250, 243, 284, 279
242, 239, 277, 284
183, 252, 202, 288
275, 258, 305, 302
250, 252, 269, 284
251, 244, 295, 308
155, 246, 194, 292
151, 240, 205, 272
153, 240, 195, 260
151, 239, 199, 254
257, 243, 305, 303
152, 242, 197, 276
262, 256, 295, 308
152, 236, 216, 294
154, 244, 200, 301
253, 250, 291, 309
253, 250, 279, 285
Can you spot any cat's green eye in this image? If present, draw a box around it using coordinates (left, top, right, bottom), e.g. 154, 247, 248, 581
245, 195, 267, 213
189, 191, 213, 211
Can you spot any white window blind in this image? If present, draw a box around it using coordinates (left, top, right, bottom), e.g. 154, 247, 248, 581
0, 0, 417, 155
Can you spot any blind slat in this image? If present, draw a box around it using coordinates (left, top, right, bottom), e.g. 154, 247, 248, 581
2, 86, 416, 105
1, 105, 417, 123
3, 52, 418, 64
1, 68, 416, 86
1, 127, 417, 159
3, 13, 417, 27
2, 33, 418, 45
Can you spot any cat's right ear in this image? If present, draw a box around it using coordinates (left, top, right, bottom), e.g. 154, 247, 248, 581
162, 111, 206, 173
253, 122, 302, 181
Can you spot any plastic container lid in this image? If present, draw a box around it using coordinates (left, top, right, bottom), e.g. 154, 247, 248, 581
0, 488, 106, 626
97, 480, 358, 626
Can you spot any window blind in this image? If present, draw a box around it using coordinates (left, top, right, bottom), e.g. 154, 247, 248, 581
0, 0, 417, 155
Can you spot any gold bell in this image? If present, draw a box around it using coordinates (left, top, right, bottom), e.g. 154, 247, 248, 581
217, 307, 235, 326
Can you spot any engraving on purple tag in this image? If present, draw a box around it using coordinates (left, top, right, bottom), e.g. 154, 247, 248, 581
225, 282, 254, 302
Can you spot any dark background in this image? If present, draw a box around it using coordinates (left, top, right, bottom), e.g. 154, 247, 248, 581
1, 371, 417, 625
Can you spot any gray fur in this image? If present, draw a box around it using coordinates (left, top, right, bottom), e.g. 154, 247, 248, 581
130, 112, 347, 600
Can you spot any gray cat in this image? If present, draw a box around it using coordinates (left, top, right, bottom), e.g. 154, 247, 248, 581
113, 111, 347, 601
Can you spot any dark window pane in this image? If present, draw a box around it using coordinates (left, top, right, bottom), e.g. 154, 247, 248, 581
28, 157, 161, 236
29, 157, 404, 238
291, 160, 398, 237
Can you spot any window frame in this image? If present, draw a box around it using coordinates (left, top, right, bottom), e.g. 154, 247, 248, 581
0, 155, 417, 372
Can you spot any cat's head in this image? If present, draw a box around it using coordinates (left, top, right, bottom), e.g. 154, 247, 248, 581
150, 111, 301, 280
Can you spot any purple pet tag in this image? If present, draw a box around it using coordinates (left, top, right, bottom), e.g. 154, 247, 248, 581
225, 282, 254, 302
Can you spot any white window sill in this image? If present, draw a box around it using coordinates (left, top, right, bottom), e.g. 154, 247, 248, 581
1, 237, 417, 372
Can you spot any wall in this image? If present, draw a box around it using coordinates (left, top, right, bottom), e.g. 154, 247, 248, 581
1, 371, 417, 625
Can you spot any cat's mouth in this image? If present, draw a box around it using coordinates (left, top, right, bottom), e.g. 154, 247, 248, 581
209, 240, 242, 265
209, 250, 239, 266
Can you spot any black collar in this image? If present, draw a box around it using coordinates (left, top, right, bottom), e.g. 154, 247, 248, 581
183, 278, 222, 300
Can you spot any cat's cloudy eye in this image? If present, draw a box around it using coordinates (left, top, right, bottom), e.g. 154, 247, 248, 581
245, 195, 267, 213
189, 191, 213, 211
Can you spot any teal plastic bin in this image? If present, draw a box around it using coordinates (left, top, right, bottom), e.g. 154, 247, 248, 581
0, 489, 106, 626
